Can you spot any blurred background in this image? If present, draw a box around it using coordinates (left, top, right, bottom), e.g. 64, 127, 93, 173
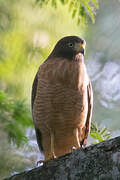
0, 0, 120, 179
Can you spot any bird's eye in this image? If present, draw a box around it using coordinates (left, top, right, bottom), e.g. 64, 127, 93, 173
68, 42, 73, 47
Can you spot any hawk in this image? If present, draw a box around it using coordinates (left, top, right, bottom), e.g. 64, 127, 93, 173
31, 36, 93, 161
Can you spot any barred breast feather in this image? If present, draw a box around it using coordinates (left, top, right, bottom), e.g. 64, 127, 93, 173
32, 57, 93, 157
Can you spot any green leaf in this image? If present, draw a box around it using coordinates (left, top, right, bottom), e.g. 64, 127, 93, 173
91, 0, 99, 8
90, 131, 103, 142
0, 91, 32, 147
72, 9, 77, 18
90, 121, 111, 143
68, 1, 74, 11
60, 0, 68, 4
36, 0, 99, 23
77, 17, 80, 24
82, 1, 95, 23
51, 0, 57, 8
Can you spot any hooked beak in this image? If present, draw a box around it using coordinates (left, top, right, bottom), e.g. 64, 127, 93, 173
75, 41, 86, 56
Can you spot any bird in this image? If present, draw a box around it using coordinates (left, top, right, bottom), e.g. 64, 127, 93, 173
31, 36, 93, 161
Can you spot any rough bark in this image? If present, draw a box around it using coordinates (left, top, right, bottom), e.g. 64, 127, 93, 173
4, 136, 120, 180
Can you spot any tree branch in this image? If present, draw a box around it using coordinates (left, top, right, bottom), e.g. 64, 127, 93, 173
5, 136, 120, 180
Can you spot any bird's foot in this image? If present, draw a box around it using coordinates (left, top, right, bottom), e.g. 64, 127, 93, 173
72, 146, 77, 151
37, 160, 45, 166
46, 152, 56, 161
37, 152, 56, 165
72, 144, 81, 151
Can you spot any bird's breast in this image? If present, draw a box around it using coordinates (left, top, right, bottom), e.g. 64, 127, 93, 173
39, 58, 89, 91
33, 58, 89, 130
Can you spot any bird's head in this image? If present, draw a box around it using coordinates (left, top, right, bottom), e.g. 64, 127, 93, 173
49, 36, 86, 60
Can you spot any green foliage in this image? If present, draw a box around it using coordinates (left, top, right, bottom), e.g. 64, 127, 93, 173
0, 0, 14, 32
90, 122, 111, 143
0, 131, 34, 179
0, 91, 33, 146
36, 0, 99, 23
0, 30, 32, 98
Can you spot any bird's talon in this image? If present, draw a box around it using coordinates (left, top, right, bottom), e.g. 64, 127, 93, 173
72, 146, 76, 151
46, 152, 56, 161
37, 160, 45, 166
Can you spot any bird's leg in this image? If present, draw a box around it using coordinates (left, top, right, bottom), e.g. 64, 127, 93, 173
73, 128, 81, 150
45, 130, 56, 161
51, 131, 56, 158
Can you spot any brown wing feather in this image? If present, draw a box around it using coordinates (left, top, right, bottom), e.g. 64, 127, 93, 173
31, 72, 43, 151
31, 73, 38, 110
82, 82, 93, 146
